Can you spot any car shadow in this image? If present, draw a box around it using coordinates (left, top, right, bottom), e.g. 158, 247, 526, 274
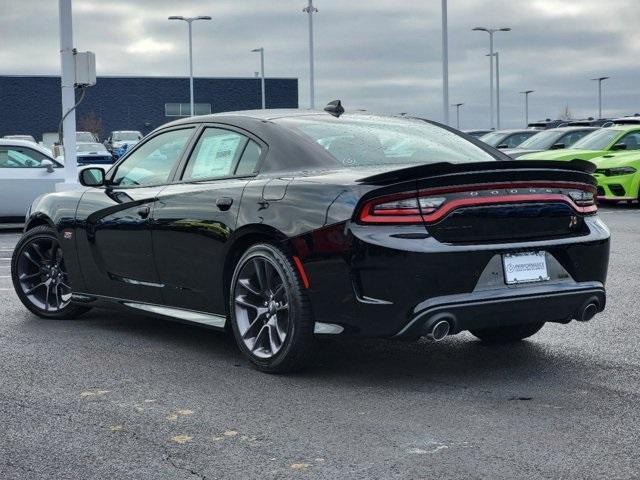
23, 308, 594, 392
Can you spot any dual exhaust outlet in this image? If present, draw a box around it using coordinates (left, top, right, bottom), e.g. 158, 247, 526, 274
423, 299, 600, 342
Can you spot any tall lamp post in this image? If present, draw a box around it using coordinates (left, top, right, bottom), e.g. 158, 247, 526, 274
441, 0, 449, 125
303, 1, 318, 109
591, 76, 610, 119
451, 103, 464, 129
168, 15, 212, 116
520, 90, 534, 126
472, 26, 511, 129
252, 48, 265, 109
58, 0, 77, 186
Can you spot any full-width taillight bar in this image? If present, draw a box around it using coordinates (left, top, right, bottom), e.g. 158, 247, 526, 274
357, 182, 597, 225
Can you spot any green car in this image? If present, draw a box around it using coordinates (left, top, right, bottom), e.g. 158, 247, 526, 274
592, 151, 640, 202
519, 125, 640, 161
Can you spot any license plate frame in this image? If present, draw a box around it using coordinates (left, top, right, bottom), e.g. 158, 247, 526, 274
502, 251, 550, 285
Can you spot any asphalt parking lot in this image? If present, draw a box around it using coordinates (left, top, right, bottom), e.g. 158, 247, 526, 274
1, 206, 639, 480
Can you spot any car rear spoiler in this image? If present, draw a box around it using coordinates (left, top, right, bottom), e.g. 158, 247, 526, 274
357, 160, 596, 186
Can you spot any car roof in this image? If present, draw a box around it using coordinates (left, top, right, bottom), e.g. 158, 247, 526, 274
486, 129, 537, 134
548, 126, 598, 132
0, 138, 54, 157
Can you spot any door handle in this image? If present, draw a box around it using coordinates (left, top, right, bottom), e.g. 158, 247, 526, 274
216, 197, 233, 211
136, 205, 151, 218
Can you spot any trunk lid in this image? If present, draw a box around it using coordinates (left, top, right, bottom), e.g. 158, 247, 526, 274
355, 160, 597, 244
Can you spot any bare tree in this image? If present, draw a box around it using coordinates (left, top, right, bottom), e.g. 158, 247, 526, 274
78, 111, 103, 140
558, 104, 573, 121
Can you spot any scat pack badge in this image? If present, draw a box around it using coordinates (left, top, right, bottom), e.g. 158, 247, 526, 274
63, 230, 73, 240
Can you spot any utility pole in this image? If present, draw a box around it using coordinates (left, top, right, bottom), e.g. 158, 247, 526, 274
441, 0, 449, 125
520, 90, 534, 126
252, 48, 266, 109
473, 27, 511, 129
58, 0, 78, 186
451, 103, 463, 129
303, 0, 317, 109
591, 76, 610, 119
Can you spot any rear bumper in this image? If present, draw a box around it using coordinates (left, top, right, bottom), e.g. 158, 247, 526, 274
393, 281, 605, 339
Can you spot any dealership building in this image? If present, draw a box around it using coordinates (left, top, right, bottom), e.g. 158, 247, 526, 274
0, 75, 298, 141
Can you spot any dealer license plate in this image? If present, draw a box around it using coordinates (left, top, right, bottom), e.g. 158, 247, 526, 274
503, 252, 549, 285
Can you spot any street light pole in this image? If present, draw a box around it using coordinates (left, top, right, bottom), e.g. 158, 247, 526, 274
473, 27, 511, 129
58, 0, 78, 186
451, 103, 463, 129
252, 48, 265, 109
168, 15, 212, 116
519, 90, 534, 126
591, 76, 610, 119
303, 0, 318, 109
441, 0, 449, 125
486, 52, 501, 129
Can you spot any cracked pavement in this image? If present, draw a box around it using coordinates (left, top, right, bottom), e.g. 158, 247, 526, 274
0, 205, 639, 479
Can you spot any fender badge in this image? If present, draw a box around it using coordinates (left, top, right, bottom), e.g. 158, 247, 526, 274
63, 230, 73, 240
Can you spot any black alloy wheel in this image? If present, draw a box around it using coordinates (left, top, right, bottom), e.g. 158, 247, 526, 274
11, 226, 90, 319
230, 243, 315, 373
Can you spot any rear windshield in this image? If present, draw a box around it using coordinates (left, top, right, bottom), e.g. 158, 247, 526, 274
113, 132, 141, 141
275, 115, 496, 167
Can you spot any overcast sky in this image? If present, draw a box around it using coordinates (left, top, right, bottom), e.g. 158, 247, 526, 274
1, 0, 638, 128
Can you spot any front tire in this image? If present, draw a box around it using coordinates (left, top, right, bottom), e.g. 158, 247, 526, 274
229, 243, 315, 373
470, 321, 544, 343
11, 225, 90, 319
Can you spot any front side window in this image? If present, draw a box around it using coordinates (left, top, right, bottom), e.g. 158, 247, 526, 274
0, 147, 57, 168
276, 115, 496, 168
182, 128, 248, 180
111, 128, 194, 186
617, 131, 640, 150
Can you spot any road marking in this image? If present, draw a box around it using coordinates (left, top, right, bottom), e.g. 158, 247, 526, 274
0, 275, 10, 278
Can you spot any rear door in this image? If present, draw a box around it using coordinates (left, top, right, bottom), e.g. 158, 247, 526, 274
0, 145, 64, 218
152, 125, 266, 313
74, 126, 196, 303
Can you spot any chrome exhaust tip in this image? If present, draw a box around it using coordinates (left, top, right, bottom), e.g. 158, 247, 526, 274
579, 302, 598, 322
426, 319, 451, 342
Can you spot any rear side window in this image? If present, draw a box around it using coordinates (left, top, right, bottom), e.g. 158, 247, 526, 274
235, 140, 262, 175
183, 128, 248, 180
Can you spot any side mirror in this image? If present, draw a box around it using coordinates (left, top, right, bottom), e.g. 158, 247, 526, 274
497, 144, 508, 149
41, 159, 55, 173
550, 143, 565, 150
612, 143, 627, 151
79, 167, 106, 187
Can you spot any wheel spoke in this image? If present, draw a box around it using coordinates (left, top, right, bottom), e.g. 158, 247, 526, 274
30, 243, 46, 261
235, 294, 261, 311
53, 284, 60, 309
44, 284, 51, 311
276, 302, 289, 312
22, 251, 41, 268
272, 283, 285, 300
271, 315, 287, 342
238, 278, 262, 297
253, 259, 268, 291
251, 325, 268, 352
242, 313, 266, 340
19, 271, 41, 281
25, 282, 46, 295
268, 324, 281, 353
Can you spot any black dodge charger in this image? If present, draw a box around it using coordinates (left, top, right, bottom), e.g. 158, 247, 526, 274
11, 107, 610, 372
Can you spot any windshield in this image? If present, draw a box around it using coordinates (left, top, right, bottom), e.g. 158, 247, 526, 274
517, 130, 565, 149
570, 129, 619, 150
77, 143, 107, 153
113, 132, 141, 141
275, 115, 496, 167
76, 132, 95, 142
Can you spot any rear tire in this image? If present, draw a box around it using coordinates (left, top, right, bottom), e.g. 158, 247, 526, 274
11, 225, 90, 320
229, 243, 316, 373
470, 321, 544, 343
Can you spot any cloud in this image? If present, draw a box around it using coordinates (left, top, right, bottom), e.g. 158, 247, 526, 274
1, 0, 638, 128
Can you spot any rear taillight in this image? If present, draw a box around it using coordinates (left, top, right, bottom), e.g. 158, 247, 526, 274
357, 182, 597, 225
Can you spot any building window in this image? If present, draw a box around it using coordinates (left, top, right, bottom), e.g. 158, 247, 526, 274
165, 103, 212, 117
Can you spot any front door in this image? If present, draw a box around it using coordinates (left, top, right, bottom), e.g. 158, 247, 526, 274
152, 126, 265, 313
75, 127, 196, 303
0, 145, 64, 219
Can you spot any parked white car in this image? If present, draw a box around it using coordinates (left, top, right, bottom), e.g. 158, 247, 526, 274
0, 139, 75, 220
3, 134, 37, 143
